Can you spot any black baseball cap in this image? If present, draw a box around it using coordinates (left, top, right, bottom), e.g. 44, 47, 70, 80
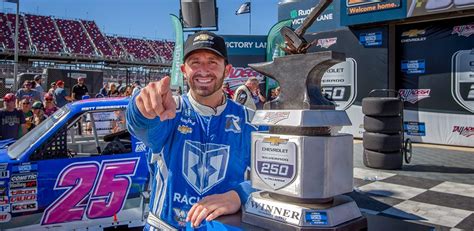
183, 31, 227, 61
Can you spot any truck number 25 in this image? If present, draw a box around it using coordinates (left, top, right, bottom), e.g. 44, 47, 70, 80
41, 158, 139, 225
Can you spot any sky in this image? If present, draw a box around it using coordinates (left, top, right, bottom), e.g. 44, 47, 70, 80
1, 0, 280, 40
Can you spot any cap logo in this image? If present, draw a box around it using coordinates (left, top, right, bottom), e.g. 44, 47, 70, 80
194, 34, 213, 42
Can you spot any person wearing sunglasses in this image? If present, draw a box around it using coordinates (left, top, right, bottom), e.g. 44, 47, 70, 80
43, 93, 58, 117
15, 80, 41, 108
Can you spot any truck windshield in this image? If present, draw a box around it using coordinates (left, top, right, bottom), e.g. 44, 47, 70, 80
8, 107, 70, 159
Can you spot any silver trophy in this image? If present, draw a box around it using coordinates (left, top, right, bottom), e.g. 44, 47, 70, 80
242, 1, 365, 230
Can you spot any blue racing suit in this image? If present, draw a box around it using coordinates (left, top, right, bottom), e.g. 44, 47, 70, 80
127, 92, 258, 230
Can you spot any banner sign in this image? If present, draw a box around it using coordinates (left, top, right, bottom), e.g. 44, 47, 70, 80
170, 14, 184, 88
396, 18, 474, 146
341, 0, 406, 26
222, 35, 267, 91
278, 0, 343, 33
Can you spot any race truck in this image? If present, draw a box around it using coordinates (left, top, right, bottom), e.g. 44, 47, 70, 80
0, 97, 151, 230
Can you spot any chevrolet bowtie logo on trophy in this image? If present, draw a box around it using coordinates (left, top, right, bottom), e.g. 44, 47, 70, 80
242, 0, 365, 229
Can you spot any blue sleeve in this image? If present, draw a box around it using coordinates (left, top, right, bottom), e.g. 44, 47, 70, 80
232, 180, 256, 205
126, 91, 175, 153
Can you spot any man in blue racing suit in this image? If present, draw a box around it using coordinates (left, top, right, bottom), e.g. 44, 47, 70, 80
127, 31, 257, 230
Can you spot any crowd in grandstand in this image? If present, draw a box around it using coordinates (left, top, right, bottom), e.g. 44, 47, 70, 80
0, 73, 145, 140
0, 12, 174, 62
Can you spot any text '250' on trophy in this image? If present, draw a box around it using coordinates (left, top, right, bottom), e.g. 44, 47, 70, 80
242, 0, 366, 230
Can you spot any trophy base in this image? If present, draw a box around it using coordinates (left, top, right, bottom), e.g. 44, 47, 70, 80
242, 192, 363, 230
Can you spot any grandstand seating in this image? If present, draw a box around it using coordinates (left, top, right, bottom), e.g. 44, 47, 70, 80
0, 12, 174, 64
117, 37, 156, 62
81, 20, 115, 57
25, 14, 64, 53
56, 19, 95, 56
106, 36, 129, 59
148, 40, 173, 61
0, 13, 30, 51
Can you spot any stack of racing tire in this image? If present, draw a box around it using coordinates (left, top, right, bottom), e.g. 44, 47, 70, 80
362, 90, 411, 170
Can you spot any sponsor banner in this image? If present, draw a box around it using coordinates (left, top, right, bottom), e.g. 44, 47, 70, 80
307, 27, 389, 108
10, 173, 37, 183
0, 213, 11, 223
452, 49, 474, 113
170, 14, 184, 88
10, 180, 37, 189
278, 0, 343, 33
9, 188, 37, 196
225, 67, 265, 90
407, 0, 474, 18
399, 89, 431, 104
12, 163, 38, 173
10, 194, 37, 203
222, 35, 266, 56
401, 60, 426, 74
317, 37, 337, 49
397, 19, 474, 114
404, 121, 426, 136
341, 0, 406, 25
400, 29, 427, 43
11, 201, 38, 213
452, 24, 474, 38
359, 32, 383, 47
321, 58, 357, 110
222, 35, 267, 92
346, 0, 401, 15
0, 205, 10, 213
343, 106, 474, 146
452, 126, 474, 138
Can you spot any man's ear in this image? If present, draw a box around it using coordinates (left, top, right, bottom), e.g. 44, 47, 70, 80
224, 63, 233, 77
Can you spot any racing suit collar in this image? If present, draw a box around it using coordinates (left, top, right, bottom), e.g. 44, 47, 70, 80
186, 92, 227, 116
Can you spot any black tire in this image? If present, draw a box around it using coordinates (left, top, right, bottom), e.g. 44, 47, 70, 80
363, 132, 402, 152
362, 97, 403, 116
363, 149, 403, 170
364, 116, 402, 134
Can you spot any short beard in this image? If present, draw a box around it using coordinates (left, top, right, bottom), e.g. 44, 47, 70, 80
188, 72, 225, 97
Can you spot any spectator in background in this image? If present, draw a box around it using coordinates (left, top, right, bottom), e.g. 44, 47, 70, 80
99, 83, 108, 97
117, 79, 126, 95
233, 77, 266, 110
268, 86, 281, 101
132, 80, 141, 95
48, 82, 56, 95
222, 82, 234, 99
19, 98, 34, 132
54, 80, 73, 108
34, 74, 45, 100
176, 86, 183, 95
31, 101, 47, 128
15, 80, 41, 108
71, 77, 89, 101
123, 85, 133, 97
43, 93, 58, 117
0, 93, 26, 140
108, 83, 119, 97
